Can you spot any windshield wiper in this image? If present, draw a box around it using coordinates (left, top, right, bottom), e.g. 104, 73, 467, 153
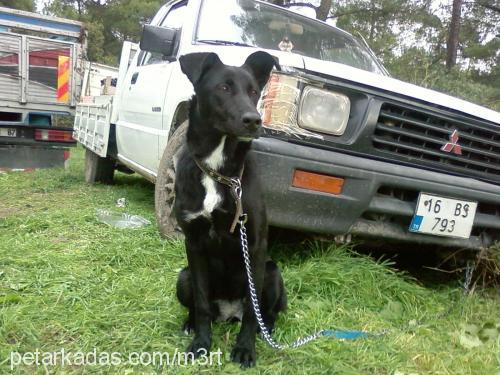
196, 39, 254, 47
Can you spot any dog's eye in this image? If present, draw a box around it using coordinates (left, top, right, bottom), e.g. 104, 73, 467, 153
249, 89, 258, 96
219, 84, 230, 92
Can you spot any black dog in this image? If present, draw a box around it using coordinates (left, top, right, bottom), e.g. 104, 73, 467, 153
174, 51, 287, 368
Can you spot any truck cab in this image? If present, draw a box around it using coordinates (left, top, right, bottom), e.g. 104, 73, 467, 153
75, 0, 500, 250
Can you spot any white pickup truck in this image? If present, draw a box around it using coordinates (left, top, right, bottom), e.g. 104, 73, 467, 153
74, 0, 500, 250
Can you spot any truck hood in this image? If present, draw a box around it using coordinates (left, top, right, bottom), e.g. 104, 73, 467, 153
301, 56, 500, 125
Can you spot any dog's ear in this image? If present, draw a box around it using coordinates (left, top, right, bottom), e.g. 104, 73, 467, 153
179, 52, 222, 85
242, 51, 280, 89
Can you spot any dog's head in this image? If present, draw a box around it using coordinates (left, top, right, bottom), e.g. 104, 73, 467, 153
179, 51, 278, 141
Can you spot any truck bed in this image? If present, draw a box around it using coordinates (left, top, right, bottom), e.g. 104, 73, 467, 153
0, 6, 84, 117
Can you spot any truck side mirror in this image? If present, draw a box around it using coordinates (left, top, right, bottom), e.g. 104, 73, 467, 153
140, 25, 178, 57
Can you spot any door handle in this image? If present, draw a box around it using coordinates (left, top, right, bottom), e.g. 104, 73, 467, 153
131, 72, 139, 84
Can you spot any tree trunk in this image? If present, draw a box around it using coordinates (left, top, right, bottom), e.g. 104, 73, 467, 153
316, 0, 332, 21
446, 0, 463, 69
368, 0, 376, 42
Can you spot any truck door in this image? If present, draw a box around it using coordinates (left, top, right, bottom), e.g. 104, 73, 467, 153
116, 1, 187, 175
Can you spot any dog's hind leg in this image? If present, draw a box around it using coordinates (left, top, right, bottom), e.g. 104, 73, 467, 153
176, 267, 195, 334
184, 237, 213, 358
260, 260, 287, 334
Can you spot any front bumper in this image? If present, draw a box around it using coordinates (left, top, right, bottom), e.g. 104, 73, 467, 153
252, 137, 500, 249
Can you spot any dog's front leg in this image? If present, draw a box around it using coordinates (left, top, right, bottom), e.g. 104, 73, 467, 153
231, 244, 266, 368
185, 238, 212, 358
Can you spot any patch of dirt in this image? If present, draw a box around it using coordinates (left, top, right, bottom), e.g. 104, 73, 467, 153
0, 207, 24, 219
6, 333, 18, 345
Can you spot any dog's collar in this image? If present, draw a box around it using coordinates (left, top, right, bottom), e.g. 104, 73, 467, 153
193, 157, 243, 188
193, 157, 245, 233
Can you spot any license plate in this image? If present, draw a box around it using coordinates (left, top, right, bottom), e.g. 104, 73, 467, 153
0, 128, 16, 137
409, 193, 477, 239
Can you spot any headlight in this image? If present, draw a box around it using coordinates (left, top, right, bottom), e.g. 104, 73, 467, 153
298, 86, 350, 136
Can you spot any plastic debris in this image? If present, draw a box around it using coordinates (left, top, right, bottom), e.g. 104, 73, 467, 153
116, 197, 127, 208
321, 330, 370, 340
96, 209, 150, 229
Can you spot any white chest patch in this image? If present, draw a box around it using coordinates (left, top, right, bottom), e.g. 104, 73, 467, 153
184, 136, 226, 222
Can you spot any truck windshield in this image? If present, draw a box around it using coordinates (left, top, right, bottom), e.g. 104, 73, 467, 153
196, 0, 384, 74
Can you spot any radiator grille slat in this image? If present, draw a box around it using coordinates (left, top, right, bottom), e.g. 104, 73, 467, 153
380, 111, 500, 149
373, 104, 500, 182
376, 123, 500, 162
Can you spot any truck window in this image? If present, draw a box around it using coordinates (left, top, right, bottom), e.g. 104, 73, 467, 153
196, 0, 383, 74
141, 1, 187, 65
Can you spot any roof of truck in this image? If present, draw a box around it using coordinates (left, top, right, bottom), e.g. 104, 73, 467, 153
0, 6, 83, 38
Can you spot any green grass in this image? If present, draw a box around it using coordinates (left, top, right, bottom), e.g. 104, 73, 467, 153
0, 146, 499, 374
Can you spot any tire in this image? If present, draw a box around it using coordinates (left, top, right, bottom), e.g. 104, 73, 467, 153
84, 148, 115, 184
155, 120, 188, 239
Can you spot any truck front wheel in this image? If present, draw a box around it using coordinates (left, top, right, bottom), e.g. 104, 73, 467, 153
84, 148, 115, 184
155, 120, 188, 239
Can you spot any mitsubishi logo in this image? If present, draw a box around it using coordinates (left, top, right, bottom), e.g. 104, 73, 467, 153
441, 129, 462, 155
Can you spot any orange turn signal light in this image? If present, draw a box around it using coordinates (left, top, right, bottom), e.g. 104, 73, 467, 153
292, 170, 344, 195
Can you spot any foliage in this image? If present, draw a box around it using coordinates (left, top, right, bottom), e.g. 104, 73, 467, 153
385, 47, 500, 110
0, 0, 35, 11
43, 0, 161, 64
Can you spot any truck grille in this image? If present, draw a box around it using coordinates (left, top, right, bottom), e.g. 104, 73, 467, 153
372, 103, 500, 183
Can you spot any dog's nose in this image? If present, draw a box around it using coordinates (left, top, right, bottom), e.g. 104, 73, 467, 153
241, 112, 262, 131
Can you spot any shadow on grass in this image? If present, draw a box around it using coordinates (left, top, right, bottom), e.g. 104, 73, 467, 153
113, 172, 154, 191
268, 227, 498, 291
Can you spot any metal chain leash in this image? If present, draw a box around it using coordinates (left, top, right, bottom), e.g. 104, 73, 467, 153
238, 213, 481, 349
463, 260, 475, 295
232, 177, 478, 349
238, 214, 339, 349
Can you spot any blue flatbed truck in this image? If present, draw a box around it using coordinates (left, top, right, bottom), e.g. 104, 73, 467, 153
0, 6, 85, 170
